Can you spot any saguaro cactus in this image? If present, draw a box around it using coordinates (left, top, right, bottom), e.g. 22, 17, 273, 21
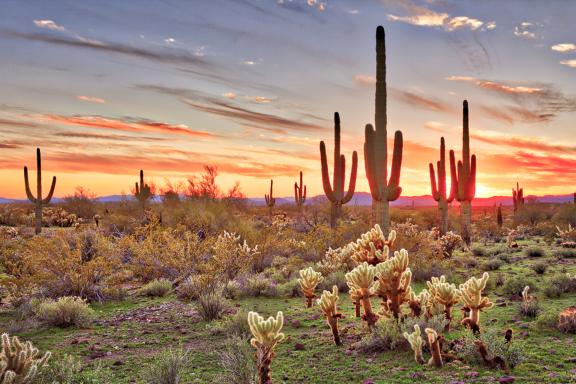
317, 286, 343, 346
512, 182, 524, 213
497, 204, 503, 227
320, 112, 358, 228
429, 137, 455, 235
24, 148, 56, 234
294, 171, 306, 222
248, 311, 285, 384
134, 169, 151, 210
449, 100, 476, 246
364, 25, 404, 235
265, 179, 276, 219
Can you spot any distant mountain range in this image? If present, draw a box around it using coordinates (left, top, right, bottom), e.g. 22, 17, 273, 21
1, 192, 573, 207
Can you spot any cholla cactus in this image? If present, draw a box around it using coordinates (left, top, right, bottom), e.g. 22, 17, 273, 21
348, 287, 362, 318
316, 246, 354, 275
1, 333, 51, 383
298, 267, 323, 307
439, 231, 463, 258
408, 289, 431, 317
212, 231, 260, 280
373, 249, 412, 318
248, 311, 285, 384
317, 286, 343, 346
521, 286, 532, 303
459, 272, 493, 331
350, 225, 396, 265
506, 230, 518, 248
558, 306, 576, 333
425, 328, 443, 367
345, 262, 379, 326
427, 276, 460, 330
403, 324, 424, 364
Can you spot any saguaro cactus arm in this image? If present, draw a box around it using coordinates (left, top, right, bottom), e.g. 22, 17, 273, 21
294, 171, 307, 206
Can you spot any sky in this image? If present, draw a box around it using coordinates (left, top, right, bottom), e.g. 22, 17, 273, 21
0, 0, 575, 199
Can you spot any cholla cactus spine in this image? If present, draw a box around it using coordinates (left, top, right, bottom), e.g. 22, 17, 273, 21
248, 311, 285, 384
298, 267, 323, 307
345, 262, 379, 326
430, 137, 455, 235
449, 100, 476, 246
364, 26, 404, 234
403, 325, 424, 364
374, 249, 412, 318
425, 328, 443, 367
23, 148, 57, 235
320, 112, 358, 228
1, 333, 51, 383
317, 286, 343, 346
459, 272, 493, 329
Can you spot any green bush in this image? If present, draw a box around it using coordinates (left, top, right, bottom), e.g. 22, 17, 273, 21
524, 246, 545, 257
520, 300, 541, 318
143, 348, 190, 384
37, 354, 112, 384
197, 292, 228, 321
481, 258, 503, 271
217, 336, 256, 384
456, 329, 525, 368
531, 261, 548, 275
554, 249, 576, 259
471, 247, 486, 257
355, 317, 405, 353
502, 276, 536, 296
32, 296, 94, 328
140, 279, 173, 297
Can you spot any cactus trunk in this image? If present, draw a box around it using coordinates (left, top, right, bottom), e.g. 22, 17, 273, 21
24, 148, 56, 235
327, 315, 342, 346
256, 349, 273, 384
461, 201, 472, 246
439, 201, 448, 234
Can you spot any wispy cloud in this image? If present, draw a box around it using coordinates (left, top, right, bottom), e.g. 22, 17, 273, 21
513, 22, 541, 39
470, 130, 576, 154
390, 89, 457, 114
77, 95, 106, 104
32, 19, 102, 45
353, 74, 376, 86
551, 43, 576, 53
560, 60, 576, 68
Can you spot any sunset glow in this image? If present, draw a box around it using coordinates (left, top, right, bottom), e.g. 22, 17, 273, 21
1, 1, 575, 199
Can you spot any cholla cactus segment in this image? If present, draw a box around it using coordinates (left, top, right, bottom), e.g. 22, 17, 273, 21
459, 272, 494, 328
403, 325, 424, 364
429, 277, 460, 330
409, 289, 431, 317
316, 246, 354, 275
349, 225, 395, 265
345, 263, 379, 326
374, 249, 412, 318
1, 333, 51, 383
317, 286, 343, 346
248, 312, 285, 384
522, 286, 530, 302
298, 267, 324, 307
425, 328, 443, 367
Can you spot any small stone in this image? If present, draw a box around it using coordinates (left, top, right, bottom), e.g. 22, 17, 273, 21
498, 376, 515, 383
465, 371, 479, 377
294, 343, 305, 351
291, 319, 301, 328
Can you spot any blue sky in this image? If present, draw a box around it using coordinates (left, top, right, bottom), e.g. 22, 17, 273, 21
0, 0, 575, 198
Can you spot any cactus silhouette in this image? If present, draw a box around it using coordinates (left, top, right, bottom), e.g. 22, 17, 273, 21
364, 26, 404, 235
134, 169, 151, 210
449, 100, 476, 246
497, 204, 503, 228
294, 171, 306, 222
265, 179, 276, 219
24, 148, 56, 234
512, 182, 524, 213
320, 112, 358, 228
429, 137, 456, 235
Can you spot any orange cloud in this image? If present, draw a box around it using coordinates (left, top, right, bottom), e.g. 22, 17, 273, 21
390, 89, 457, 114
470, 130, 576, 154
77, 95, 106, 104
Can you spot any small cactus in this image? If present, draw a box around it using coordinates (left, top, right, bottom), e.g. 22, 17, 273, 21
23, 148, 56, 234
265, 179, 276, 219
459, 272, 493, 332
403, 325, 424, 364
425, 328, 443, 367
497, 204, 503, 227
248, 311, 285, 384
1, 333, 51, 383
134, 169, 152, 210
298, 267, 323, 308
427, 276, 460, 330
512, 182, 524, 213
317, 286, 343, 346
345, 262, 379, 326
349, 225, 396, 265
294, 171, 306, 223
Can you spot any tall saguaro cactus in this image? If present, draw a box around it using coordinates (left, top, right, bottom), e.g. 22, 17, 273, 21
24, 148, 56, 234
364, 25, 404, 235
512, 182, 524, 213
265, 179, 276, 220
294, 171, 306, 223
449, 100, 476, 246
429, 137, 456, 235
134, 169, 151, 210
320, 112, 358, 228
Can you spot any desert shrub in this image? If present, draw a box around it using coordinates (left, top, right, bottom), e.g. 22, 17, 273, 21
210, 310, 251, 339
63, 187, 97, 219
458, 256, 478, 268
411, 260, 450, 282
471, 246, 486, 257
487, 245, 508, 257
520, 300, 541, 318
515, 204, 548, 226
0, 231, 122, 302
481, 258, 503, 271
554, 249, 576, 259
553, 204, 576, 227
531, 261, 548, 275
140, 279, 173, 297
177, 274, 220, 302
544, 274, 576, 297
502, 276, 536, 296
400, 314, 448, 336
222, 280, 243, 300
438, 231, 463, 258
276, 279, 300, 297
217, 336, 257, 384
559, 308, 576, 333
456, 329, 525, 368
531, 311, 559, 331
317, 271, 349, 293
524, 246, 545, 257
207, 231, 260, 280
245, 274, 277, 297
355, 317, 405, 353
543, 283, 563, 298
36, 354, 112, 384
143, 348, 190, 384
32, 296, 94, 328
495, 253, 511, 263
197, 292, 228, 321
392, 221, 442, 279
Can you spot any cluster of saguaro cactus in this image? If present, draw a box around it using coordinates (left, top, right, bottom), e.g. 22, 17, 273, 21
459, 272, 493, 332
297, 267, 323, 307
429, 137, 456, 235
449, 101, 477, 246
134, 169, 152, 211
317, 286, 343, 346
294, 171, 306, 221
264, 179, 276, 219
403, 325, 424, 364
23, 148, 56, 235
345, 262, 379, 326
364, 26, 404, 235
320, 112, 358, 228
512, 182, 524, 213
373, 249, 412, 318
349, 225, 396, 265
427, 276, 460, 330
248, 311, 285, 384
0, 333, 51, 383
